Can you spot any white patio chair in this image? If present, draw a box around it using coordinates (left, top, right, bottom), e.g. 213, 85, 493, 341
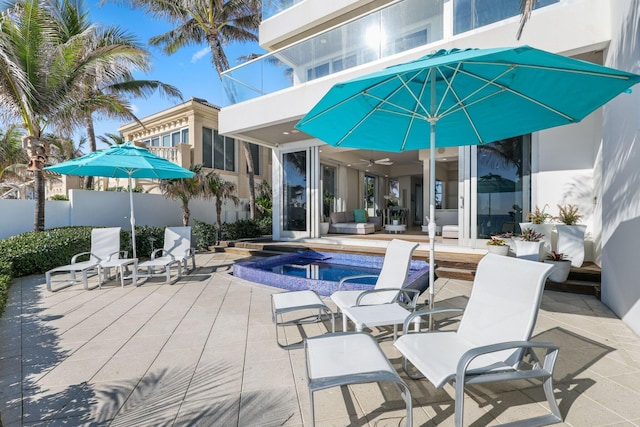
394, 254, 561, 427
137, 226, 195, 283
331, 239, 420, 333
46, 227, 122, 291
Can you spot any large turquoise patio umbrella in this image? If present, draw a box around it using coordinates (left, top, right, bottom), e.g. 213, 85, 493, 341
296, 45, 640, 320
45, 142, 195, 257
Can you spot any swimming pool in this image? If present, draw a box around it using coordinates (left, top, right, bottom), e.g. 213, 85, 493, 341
233, 250, 430, 297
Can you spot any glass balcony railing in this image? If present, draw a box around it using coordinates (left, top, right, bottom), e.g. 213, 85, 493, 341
453, 0, 558, 34
224, 0, 559, 106
262, 0, 304, 20
223, 0, 444, 105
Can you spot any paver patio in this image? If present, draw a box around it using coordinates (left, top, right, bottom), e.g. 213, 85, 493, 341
1, 251, 640, 426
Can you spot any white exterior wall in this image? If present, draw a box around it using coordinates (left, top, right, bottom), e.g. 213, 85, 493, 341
600, 0, 640, 336
0, 190, 251, 240
0, 200, 71, 239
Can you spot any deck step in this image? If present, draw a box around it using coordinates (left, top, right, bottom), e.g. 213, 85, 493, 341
436, 267, 475, 281
545, 279, 601, 299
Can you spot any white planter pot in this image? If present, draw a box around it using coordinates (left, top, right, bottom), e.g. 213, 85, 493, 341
392, 219, 399, 225
514, 240, 545, 261
519, 223, 555, 256
544, 259, 572, 282
556, 224, 587, 267
486, 245, 509, 256
319, 222, 330, 235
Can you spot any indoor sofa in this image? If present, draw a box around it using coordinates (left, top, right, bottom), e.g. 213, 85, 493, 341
329, 210, 381, 234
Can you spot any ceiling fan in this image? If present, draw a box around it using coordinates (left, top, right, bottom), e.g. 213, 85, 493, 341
357, 157, 393, 167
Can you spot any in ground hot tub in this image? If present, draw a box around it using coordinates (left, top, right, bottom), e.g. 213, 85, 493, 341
233, 250, 430, 297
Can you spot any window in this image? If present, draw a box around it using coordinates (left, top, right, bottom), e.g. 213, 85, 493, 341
435, 180, 443, 209
202, 127, 236, 172
171, 131, 181, 147
181, 129, 189, 144
162, 134, 170, 147
364, 175, 377, 211
151, 137, 159, 147
246, 143, 261, 176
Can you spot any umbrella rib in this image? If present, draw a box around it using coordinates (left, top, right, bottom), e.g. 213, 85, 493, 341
469, 60, 635, 80
298, 74, 402, 126
336, 81, 412, 146
443, 64, 578, 121
437, 65, 486, 143
399, 68, 431, 151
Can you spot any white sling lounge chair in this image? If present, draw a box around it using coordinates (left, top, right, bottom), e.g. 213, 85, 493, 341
331, 239, 420, 333
394, 254, 561, 427
137, 226, 195, 283
46, 227, 123, 291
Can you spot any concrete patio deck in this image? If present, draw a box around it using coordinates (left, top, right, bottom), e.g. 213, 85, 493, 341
1, 251, 640, 426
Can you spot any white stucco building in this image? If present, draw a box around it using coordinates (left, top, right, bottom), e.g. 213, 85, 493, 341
218, 1, 640, 334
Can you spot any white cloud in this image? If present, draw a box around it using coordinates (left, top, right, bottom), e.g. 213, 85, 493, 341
191, 48, 209, 63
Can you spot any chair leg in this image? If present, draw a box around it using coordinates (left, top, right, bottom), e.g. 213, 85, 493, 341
45, 271, 52, 292
309, 389, 316, 427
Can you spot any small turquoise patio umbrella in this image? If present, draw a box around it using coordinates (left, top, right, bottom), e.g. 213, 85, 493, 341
296, 45, 640, 322
45, 142, 195, 257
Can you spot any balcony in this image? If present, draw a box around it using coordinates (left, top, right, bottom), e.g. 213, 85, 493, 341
223, 0, 444, 106
262, 0, 304, 20
223, 0, 559, 107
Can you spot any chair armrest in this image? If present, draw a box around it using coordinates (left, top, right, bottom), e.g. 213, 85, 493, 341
456, 341, 560, 385
71, 252, 92, 264
107, 251, 128, 261
150, 248, 173, 260
337, 274, 379, 290
402, 307, 465, 332
354, 288, 421, 309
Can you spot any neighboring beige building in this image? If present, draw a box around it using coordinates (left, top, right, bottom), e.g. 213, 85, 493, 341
117, 97, 271, 199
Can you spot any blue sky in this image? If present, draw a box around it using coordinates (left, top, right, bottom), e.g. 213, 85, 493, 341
87, 1, 262, 148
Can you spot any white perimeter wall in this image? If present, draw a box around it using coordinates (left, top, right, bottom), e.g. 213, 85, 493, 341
0, 189, 249, 240
600, 0, 640, 336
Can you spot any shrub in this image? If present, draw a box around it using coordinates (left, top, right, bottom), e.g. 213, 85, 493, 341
220, 219, 260, 241
0, 260, 13, 316
0, 227, 94, 276
192, 220, 218, 250
122, 226, 165, 258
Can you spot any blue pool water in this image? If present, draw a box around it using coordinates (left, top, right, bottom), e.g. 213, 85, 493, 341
233, 250, 430, 296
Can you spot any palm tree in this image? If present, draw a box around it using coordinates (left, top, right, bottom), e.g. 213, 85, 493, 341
0, 125, 27, 179
107, 0, 261, 218
0, 0, 178, 230
206, 171, 239, 229
98, 132, 126, 146
517, 0, 536, 40
52, 0, 183, 190
160, 164, 208, 226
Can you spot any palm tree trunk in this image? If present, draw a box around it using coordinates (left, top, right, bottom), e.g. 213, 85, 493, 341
182, 201, 190, 226
83, 114, 97, 189
34, 169, 45, 231
242, 141, 256, 219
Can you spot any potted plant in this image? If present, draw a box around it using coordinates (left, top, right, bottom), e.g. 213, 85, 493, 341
391, 214, 400, 225
520, 204, 554, 256
554, 204, 586, 267
515, 228, 546, 261
486, 234, 509, 256
544, 251, 572, 282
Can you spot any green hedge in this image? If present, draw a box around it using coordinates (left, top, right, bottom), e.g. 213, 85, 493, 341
0, 260, 13, 317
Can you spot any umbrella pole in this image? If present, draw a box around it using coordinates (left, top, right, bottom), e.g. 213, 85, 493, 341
428, 71, 437, 330
428, 121, 436, 330
128, 175, 137, 258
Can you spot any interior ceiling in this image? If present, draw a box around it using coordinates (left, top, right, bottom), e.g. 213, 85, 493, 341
239, 120, 459, 176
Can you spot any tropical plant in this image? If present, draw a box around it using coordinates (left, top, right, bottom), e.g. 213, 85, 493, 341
526, 205, 552, 224
52, 0, 182, 189
98, 132, 126, 146
105, 0, 261, 217
519, 228, 544, 241
159, 164, 208, 226
255, 180, 272, 218
487, 236, 507, 246
517, 0, 535, 40
546, 251, 568, 261
555, 204, 583, 225
0, 0, 179, 230
205, 171, 239, 229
